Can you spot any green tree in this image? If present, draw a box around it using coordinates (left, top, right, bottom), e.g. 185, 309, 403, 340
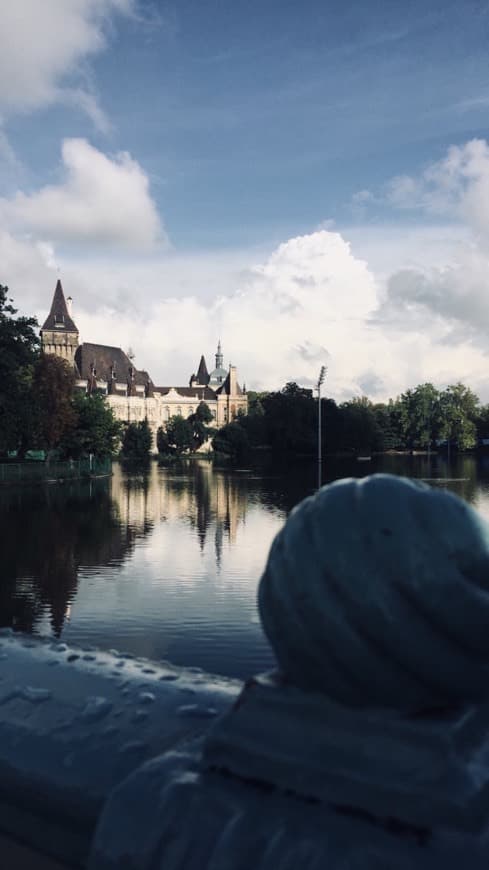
396, 383, 441, 449
475, 404, 489, 442
247, 390, 269, 416
59, 393, 123, 459
0, 285, 40, 455
32, 354, 76, 454
156, 425, 170, 455
121, 419, 153, 462
438, 383, 479, 451
212, 421, 250, 461
166, 415, 193, 455
188, 401, 215, 450
261, 382, 316, 453
338, 396, 384, 453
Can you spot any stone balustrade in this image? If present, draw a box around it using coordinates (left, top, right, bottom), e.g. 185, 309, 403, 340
0, 632, 239, 867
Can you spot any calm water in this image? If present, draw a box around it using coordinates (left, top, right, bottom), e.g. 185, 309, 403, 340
2, 454, 489, 679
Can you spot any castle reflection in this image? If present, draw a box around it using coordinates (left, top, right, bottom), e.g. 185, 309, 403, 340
111, 461, 249, 566
0, 461, 253, 640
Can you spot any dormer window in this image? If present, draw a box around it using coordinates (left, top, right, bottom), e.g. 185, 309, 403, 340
54, 313, 65, 327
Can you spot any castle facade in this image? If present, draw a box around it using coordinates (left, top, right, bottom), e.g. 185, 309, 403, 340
40, 280, 248, 444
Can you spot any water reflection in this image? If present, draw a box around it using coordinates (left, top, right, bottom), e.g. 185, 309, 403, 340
2, 456, 489, 677
0, 478, 135, 637
111, 463, 250, 566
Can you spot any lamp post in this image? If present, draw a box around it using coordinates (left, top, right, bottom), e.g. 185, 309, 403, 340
317, 366, 327, 489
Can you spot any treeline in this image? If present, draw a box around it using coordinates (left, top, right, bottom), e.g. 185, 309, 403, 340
215, 381, 489, 459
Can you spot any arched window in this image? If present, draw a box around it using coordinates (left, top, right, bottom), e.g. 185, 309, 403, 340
164, 406, 170, 421
188, 407, 194, 417
177, 406, 182, 416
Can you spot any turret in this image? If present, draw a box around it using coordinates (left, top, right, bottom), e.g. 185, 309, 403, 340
190, 355, 210, 388
40, 280, 79, 367
208, 341, 227, 387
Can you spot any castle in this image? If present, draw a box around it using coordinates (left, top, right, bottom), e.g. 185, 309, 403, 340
40, 280, 248, 444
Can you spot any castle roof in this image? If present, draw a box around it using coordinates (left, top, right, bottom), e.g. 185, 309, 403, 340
41, 279, 78, 333
208, 365, 228, 385
196, 355, 210, 385
75, 343, 152, 386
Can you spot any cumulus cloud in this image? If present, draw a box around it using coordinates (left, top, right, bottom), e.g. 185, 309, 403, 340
373, 139, 489, 356
0, 0, 133, 127
0, 139, 165, 250
27, 228, 485, 401
4, 161, 489, 401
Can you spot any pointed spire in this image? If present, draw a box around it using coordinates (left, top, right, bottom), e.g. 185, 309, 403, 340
215, 339, 223, 369
41, 279, 78, 333
196, 354, 209, 385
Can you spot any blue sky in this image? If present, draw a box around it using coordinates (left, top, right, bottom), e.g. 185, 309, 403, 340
2, 0, 489, 396
6, 0, 489, 245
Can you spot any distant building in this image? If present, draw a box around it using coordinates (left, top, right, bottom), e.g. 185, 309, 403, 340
40, 280, 248, 444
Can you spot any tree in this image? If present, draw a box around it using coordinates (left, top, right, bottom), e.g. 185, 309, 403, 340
212, 421, 250, 461
59, 393, 123, 459
121, 419, 152, 462
476, 404, 489, 442
166, 415, 193, 455
32, 354, 76, 454
338, 397, 384, 453
396, 383, 441, 450
0, 285, 40, 455
156, 425, 170, 455
261, 382, 316, 453
438, 383, 478, 451
188, 402, 215, 450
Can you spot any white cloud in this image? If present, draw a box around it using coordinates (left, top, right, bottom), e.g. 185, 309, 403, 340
0, 0, 133, 126
3, 138, 489, 402
384, 139, 489, 229
0, 231, 54, 314
27, 228, 489, 402
0, 138, 165, 250
345, 138, 489, 392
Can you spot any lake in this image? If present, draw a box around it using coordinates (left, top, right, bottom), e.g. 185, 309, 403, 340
2, 454, 489, 679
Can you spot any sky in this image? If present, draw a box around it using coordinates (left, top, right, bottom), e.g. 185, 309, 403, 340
2, 0, 489, 399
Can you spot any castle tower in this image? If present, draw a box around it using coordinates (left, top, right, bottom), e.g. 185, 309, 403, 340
40, 280, 79, 367
208, 340, 227, 387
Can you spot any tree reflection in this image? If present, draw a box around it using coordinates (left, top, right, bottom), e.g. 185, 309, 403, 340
0, 479, 139, 637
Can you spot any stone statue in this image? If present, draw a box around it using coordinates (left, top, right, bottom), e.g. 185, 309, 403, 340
90, 474, 489, 868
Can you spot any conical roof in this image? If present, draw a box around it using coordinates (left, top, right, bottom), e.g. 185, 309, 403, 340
41, 279, 78, 333
196, 354, 209, 385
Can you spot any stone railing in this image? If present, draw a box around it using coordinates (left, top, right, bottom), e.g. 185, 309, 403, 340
0, 633, 239, 868
2, 474, 489, 868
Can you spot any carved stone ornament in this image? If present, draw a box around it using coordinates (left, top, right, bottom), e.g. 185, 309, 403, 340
258, 474, 489, 711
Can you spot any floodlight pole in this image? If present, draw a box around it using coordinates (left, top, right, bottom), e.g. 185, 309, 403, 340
317, 366, 327, 489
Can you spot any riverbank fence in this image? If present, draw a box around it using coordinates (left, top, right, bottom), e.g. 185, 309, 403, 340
0, 456, 112, 484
